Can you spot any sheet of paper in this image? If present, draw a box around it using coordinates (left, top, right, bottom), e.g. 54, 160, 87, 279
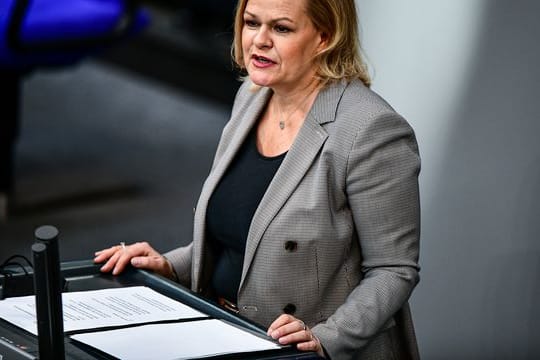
0, 286, 205, 335
71, 319, 282, 360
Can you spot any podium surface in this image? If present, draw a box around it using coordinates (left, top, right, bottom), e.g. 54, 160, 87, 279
0, 260, 320, 359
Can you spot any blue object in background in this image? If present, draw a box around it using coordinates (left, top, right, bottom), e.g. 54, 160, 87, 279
0, 0, 149, 69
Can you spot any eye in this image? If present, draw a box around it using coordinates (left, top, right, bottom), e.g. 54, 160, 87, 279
274, 24, 291, 33
244, 19, 259, 28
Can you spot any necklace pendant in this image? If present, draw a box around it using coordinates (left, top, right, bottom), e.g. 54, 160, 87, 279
279, 120, 285, 130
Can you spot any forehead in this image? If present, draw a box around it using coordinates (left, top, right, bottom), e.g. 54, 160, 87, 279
245, 0, 308, 18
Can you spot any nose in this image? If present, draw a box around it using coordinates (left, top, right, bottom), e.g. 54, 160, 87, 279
253, 26, 272, 49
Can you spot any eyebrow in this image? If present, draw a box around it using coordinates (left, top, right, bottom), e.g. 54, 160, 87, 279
244, 10, 294, 23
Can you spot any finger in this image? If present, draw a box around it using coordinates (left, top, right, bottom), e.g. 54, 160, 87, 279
101, 245, 131, 274
126, 241, 160, 258
98, 242, 149, 270
111, 248, 137, 275
275, 329, 312, 345
97, 241, 162, 276
101, 247, 123, 272
97, 246, 124, 271
267, 314, 296, 336
296, 337, 321, 353
93, 245, 121, 263
130, 255, 169, 274
269, 319, 306, 339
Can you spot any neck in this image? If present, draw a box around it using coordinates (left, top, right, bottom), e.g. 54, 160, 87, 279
271, 80, 321, 131
272, 80, 320, 113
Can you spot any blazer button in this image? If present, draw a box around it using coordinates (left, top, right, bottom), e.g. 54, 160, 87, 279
283, 303, 297, 315
284, 241, 297, 252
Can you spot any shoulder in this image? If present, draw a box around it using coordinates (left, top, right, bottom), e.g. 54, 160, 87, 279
335, 79, 400, 125
322, 79, 419, 163
342, 80, 416, 140
320, 79, 413, 138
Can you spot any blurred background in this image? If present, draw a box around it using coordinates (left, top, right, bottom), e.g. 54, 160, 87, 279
1, 0, 539, 358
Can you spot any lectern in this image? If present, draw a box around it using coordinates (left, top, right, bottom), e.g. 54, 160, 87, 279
1, 259, 321, 359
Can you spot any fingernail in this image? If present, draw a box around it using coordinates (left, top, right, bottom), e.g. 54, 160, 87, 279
131, 258, 140, 266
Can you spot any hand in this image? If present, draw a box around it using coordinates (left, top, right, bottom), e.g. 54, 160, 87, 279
93, 241, 176, 279
267, 314, 325, 358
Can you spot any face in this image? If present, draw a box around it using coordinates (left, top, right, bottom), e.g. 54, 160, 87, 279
241, 0, 326, 92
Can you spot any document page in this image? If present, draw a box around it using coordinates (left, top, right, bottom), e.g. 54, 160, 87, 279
71, 318, 282, 360
0, 286, 205, 335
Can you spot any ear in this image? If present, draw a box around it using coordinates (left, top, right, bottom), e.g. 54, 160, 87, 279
316, 32, 329, 52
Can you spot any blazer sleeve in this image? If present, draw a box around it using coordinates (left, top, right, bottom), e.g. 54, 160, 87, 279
312, 112, 421, 358
163, 242, 193, 287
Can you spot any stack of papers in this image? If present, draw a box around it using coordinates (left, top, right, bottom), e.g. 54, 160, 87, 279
0, 286, 205, 335
0, 286, 282, 359
71, 319, 282, 360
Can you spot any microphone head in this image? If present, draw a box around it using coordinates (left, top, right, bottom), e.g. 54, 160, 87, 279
35, 225, 59, 242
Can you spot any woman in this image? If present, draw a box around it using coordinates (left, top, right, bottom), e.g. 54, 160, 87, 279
94, 0, 421, 358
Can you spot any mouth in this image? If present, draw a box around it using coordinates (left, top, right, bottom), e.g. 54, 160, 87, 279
251, 54, 276, 64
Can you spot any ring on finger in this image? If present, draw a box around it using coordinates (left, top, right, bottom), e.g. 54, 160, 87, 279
299, 320, 307, 331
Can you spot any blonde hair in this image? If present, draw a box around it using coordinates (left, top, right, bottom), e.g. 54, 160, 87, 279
232, 0, 371, 87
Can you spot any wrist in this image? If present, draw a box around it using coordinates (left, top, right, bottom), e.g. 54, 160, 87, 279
164, 258, 178, 281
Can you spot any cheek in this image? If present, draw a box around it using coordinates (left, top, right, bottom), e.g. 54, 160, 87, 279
281, 45, 307, 69
241, 31, 251, 57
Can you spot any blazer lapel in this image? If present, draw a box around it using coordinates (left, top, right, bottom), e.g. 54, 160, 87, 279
192, 86, 272, 290
239, 81, 347, 292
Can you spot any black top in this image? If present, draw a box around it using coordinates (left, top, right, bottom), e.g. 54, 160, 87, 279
206, 129, 286, 303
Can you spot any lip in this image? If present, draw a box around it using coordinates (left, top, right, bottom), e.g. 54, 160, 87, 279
251, 54, 276, 68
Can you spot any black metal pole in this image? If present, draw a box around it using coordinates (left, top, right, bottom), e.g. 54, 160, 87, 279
32, 225, 65, 360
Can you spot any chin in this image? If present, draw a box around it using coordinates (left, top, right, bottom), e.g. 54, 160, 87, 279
247, 70, 275, 88
249, 76, 274, 87
249, 78, 272, 88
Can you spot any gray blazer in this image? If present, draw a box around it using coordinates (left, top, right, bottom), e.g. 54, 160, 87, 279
166, 79, 421, 360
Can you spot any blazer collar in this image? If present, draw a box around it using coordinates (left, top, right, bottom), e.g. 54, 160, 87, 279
309, 79, 347, 126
